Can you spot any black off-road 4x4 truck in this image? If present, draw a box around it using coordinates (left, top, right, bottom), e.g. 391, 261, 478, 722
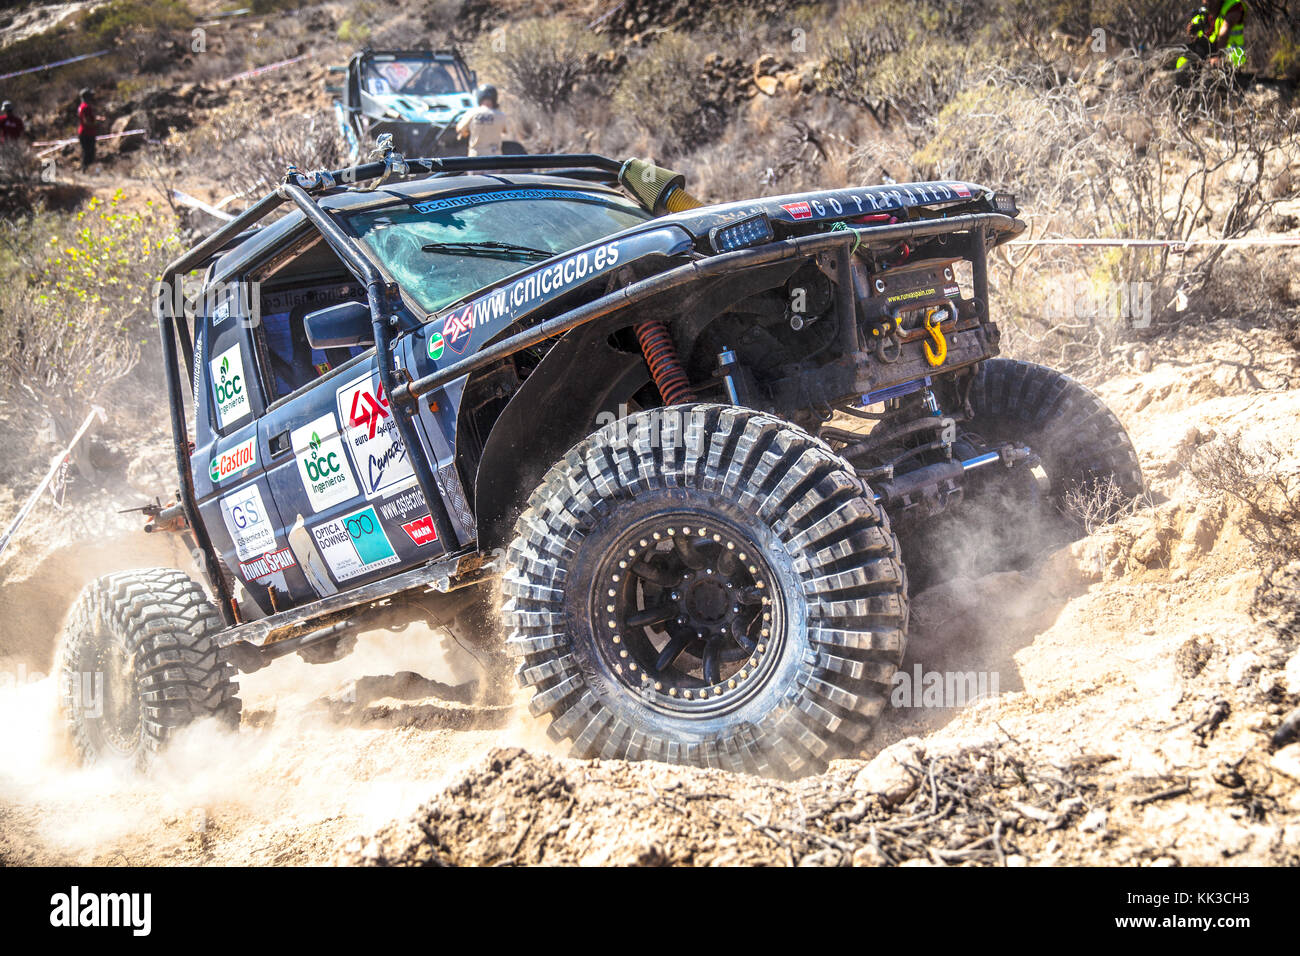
58, 149, 1142, 776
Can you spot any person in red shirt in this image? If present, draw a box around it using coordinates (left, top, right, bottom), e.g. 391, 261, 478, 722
0, 101, 24, 142
77, 89, 96, 170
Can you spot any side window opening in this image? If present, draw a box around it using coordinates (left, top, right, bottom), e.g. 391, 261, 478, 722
252, 234, 370, 401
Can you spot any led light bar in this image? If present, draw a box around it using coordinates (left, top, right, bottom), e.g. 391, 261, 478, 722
709, 213, 774, 253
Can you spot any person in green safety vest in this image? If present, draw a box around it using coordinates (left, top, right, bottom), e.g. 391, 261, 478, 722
1177, 1, 1247, 70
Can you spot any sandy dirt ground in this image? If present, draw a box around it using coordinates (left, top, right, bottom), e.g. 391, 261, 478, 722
1, 324, 1297, 866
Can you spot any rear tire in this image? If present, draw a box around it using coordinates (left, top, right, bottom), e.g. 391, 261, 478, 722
503, 404, 908, 777
969, 358, 1144, 507
57, 569, 240, 768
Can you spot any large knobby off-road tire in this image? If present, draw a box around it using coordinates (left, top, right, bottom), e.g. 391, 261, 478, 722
969, 357, 1144, 507
57, 569, 241, 767
503, 404, 909, 777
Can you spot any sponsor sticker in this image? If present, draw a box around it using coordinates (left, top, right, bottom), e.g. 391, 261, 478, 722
427, 330, 445, 361
192, 332, 204, 404
412, 187, 600, 215
949, 182, 972, 198
291, 414, 360, 512
439, 239, 622, 353
209, 435, 257, 483
210, 344, 250, 428
239, 546, 297, 582
886, 287, 939, 304
336, 371, 415, 499
311, 504, 400, 582
781, 201, 813, 220
378, 484, 425, 522
219, 483, 275, 561
401, 514, 438, 546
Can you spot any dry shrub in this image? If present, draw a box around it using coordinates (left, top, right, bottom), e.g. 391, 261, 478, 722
472, 18, 604, 112
908, 58, 1300, 373
1188, 432, 1300, 628
0, 194, 178, 442
613, 32, 729, 160
0, 143, 37, 185
1061, 475, 1150, 534
166, 111, 340, 201
683, 94, 867, 202
818, 0, 981, 141
1187, 434, 1300, 572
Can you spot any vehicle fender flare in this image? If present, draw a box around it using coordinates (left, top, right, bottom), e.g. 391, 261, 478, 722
473, 318, 651, 549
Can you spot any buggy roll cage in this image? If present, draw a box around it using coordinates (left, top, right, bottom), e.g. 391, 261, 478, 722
156, 152, 1022, 627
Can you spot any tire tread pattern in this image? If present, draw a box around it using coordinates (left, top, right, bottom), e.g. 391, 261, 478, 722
503, 404, 908, 776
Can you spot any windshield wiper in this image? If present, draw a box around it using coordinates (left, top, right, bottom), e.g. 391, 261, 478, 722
420, 240, 555, 262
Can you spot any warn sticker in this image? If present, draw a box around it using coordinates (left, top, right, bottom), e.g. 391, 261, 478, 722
401, 514, 438, 546
781, 201, 813, 220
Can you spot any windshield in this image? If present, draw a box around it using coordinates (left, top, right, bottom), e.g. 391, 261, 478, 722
345, 189, 653, 314
362, 57, 471, 96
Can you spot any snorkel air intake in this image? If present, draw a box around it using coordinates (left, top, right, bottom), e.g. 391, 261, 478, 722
619, 157, 706, 214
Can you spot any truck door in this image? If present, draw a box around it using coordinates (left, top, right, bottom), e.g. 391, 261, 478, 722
192, 280, 311, 618
255, 297, 449, 606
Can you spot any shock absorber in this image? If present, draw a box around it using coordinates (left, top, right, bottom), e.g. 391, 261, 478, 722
616, 159, 706, 404
635, 319, 696, 404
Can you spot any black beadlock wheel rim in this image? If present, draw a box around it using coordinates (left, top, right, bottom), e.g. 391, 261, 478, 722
589, 510, 785, 716
90, 637, 141, 757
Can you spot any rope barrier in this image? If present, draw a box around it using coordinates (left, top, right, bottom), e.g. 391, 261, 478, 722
1008, 236, 1300, 248
0, 50, 108, 82
0, 407, 105, 562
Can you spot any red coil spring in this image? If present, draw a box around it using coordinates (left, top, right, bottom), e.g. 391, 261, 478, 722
635, 319, 695, 405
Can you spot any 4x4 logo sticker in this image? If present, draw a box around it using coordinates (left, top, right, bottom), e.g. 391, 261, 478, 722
336, 371, 414, 499
310, 504, 399, 583
210, 344, 249, 428
291, 414, 360, 512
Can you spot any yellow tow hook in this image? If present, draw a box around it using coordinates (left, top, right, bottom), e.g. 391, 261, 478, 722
923, 306, 948, 367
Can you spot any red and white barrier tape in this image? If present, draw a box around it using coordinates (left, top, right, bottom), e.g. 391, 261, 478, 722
219, 51, 314, 86
33, 128, 146, 159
